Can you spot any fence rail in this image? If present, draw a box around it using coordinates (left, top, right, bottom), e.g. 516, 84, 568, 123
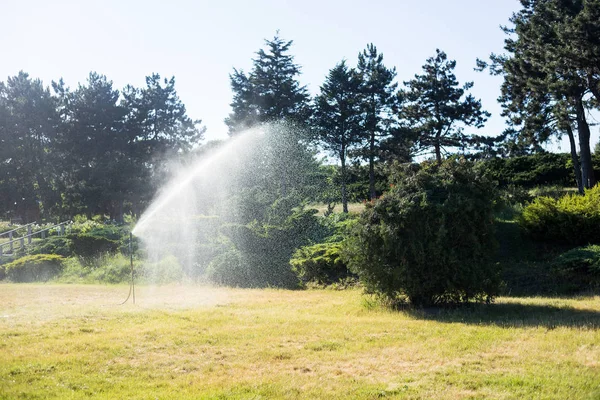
0, 221, 71, 257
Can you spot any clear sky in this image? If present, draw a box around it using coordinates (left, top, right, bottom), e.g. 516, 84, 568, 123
2, 0, 598, 150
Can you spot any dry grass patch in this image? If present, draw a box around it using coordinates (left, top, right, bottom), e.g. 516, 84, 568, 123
0, 284, 599, 399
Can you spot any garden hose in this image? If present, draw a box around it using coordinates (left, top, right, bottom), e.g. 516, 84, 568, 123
119, 232, 135, 305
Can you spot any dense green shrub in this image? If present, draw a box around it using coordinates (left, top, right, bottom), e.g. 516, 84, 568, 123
519, 185, 600, 245
69, 234, 119, 258
344, 159, 500, 306
27, 236, 73, 257
290, 242, 350, 285
210, 196, 329, 288
552, 245, 600, 293
3, 254, 64, 282
478, 153, 573, 188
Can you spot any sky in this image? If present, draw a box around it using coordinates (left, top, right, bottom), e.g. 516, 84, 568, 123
2, 0, 598, 151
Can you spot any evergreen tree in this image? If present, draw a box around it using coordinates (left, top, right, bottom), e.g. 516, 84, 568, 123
54, 72, 129, 220
479, 0, 599, 189
0, 72, 60, 221
356, 44, 397, 200
313, 60, 363, 212
400, 49, 489, 164
225, 34, 310, 135
122, 74, 205, 215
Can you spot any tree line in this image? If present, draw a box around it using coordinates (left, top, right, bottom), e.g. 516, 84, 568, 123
0, 72, 204, 222
1, 0, 599, 222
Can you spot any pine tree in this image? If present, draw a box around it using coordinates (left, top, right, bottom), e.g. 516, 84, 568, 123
225, 34, 310, 135
313, 60, 363, 212
400, 49, 489, 164
479, 0, 599, 189
356, 44, 397, 200
0, 72, 60, 221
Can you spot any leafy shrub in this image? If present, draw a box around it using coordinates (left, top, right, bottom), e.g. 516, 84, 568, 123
69, 234, 119, 259
27, 236, 73, 257
519, 185, 600, 245
344, 159, 500, 306
206, 248, 251, 287
552, 245, 600, 293
3, 254, 64, 282
213, 197, 330, 288
87, 254, 133, 284
477, 153, 573, 188
291, 242, 350, 285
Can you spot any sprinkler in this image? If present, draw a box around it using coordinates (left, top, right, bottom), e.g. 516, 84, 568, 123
120, 231, 135, 305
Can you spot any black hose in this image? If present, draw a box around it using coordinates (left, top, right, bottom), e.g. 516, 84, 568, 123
119, 232, 135, 305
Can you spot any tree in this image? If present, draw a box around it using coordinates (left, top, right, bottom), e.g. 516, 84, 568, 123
225, 34, 315, 197
122, 73, 205, 215
0, 72, 60, 221
225, 34, 311, 134
53, 72, 129, 220
313, 61, 363, 212
356, 44, 397, 200
479, 0, 599, 190
400, 49, 489, 164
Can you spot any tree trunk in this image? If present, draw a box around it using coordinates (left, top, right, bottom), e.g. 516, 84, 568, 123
434, 130, 442, 164
575, 98, 596, 188
565, 124, 584, 194
369, 131, 376, 200
341, 155, 348, 213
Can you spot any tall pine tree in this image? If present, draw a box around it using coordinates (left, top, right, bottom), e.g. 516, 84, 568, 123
313, 60, 363, 212
356, 44, 397, 200
400, 49, 489, 164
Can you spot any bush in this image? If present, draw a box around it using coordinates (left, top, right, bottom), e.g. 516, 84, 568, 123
291, 242, 350, 285
69, 234, 119, 259
3, 254, 64, 282
344, 159, 500, 307
552, 245, 600, 293
477, 153, 573, 188
519, 185, 600, 245
27, 236, 73, 257
213, 197, 329, 288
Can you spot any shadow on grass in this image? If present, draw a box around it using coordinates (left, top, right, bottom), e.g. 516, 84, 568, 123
405, 301, 600, 329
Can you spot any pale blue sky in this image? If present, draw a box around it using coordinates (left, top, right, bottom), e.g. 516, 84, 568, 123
2, 0, 597, 150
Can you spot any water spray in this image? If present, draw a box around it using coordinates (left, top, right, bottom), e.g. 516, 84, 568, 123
120, 231, 135, 305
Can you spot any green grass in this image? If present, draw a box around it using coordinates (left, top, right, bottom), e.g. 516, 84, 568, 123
1, 285, 599, 399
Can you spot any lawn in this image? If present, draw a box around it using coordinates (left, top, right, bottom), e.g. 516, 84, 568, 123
0, 285, 599, 399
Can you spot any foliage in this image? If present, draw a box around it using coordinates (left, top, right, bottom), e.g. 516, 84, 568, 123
210, 197, 329, 288
480, 0, 599, 188
519, 185, 600, 245
344, 158, 500, 306
476, 153, 574, 188
57, 254, 137, 284
290, 242, 350, 286
312, 60, 363, 212
3, 254, 64, 282
553, 245, 600, 293
225, 34, 310, 134
400, 49, 489, 163
69, 234, 119, 259
26, 236, 73, 257
355, 44, 398, 200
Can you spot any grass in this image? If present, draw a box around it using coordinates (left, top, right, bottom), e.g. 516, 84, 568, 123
311, 202, 365, 215
0, 285, 599, 399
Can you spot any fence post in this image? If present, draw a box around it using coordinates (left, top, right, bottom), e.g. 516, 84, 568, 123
0, 245, 3, 257
41, 230, 46, 239
20, 237, 24, 249
60, 224, 65, 236
27, 225, 32, 244
9, 231, 13, 253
